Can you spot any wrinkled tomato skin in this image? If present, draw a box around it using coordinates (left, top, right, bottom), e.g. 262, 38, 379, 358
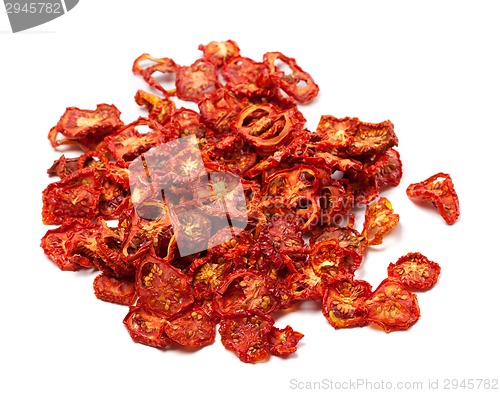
387, 252, 441, 291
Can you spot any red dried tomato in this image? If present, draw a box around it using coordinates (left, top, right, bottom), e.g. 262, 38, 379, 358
93, 274, 137, 305
123, 306, 172, 349
387, 252, 441, 291
268, 325, 304, 356
41, 39, 454, 363
362, 197, 399, 246
365, 278, 420, 332
322, 278, 372, 329
406, 172, 460, 225
219, 314, 273, 363
163, 305, 217, 348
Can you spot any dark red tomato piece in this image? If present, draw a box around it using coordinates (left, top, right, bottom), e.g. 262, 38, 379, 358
263, 51, 319, 104
163, 305, 216, 348
221, 56, 270, 87
93, 274, 137, 306
219, 315, 273, 363
136, 255, 194, 319
47, 155, 79, 179
365, 278, 420, 333
42, 167, 102, 225
366, 148, 403, 188
387, 252, 441, 291
213, 271, 277, 317
176, 59, 218, 103
268, 325, 304, 356
198, 40, 241, 67
406, 172, 460, 225
322, 279, 372, 329
123, 306, 171, 349
362, 197, 399, 246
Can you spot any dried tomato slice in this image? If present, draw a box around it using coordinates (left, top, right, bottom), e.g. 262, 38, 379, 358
365, 278, 420, 332
268, 325, 304, 356
163, 305, 216, 348
176, 59, 218, 103
48, 104, 123, 149
366, 148, 403, 188
214, 271, 277, 317
406, 172, 460, 225
135, 90, 176, 125
136, 255, 194, 319
219, 314, 273, 363
103, 118, 167, 167
123, 306, 171, 349
132, 54, 177, 97
93, 273, 136, 305
362, 197, 399, 246
42, 167, 102, 225
317, 116, 398, 157
198, 40, 241, 67
47, 154, 80, 179
387, 252, 441, 291
263, 51, 319, 104
310, 239, 360, 280
322, 279, 372, 329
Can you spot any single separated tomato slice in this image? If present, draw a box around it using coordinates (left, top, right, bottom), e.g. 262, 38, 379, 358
362, 197, 399, 246
387, 252, 441, 291
123, 306, 171, 349
406, 172, 460, 225
322, 279, 372, 329
365, 279, 420, 333
219, 314, 273, 363
268, 325, 304, 356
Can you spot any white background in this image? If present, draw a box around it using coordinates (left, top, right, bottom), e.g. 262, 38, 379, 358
1, 1, 499, 392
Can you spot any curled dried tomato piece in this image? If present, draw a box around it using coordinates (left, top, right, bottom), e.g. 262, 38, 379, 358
42, 168, 102, 225
387, 252, 441, 291
365, 279, 420, 333
322, 279, 372, 329
221, 56, 271, 92
164, 305, 217, 348
48, 104, 123, 150
263, 51, 319, 104
135, 90, 176, 125
268, 325, 304, 356
132, 54, 177, 96
406, 172, 460, 225
317, 116, 398, 157
93, 274, 136, 305
362, 197, 399, 246
219, 314, 273, 363
123, 306, 172, 349
176, 59, 218, 103
310, 226, 367, 266
136, 255, 194, 319
47, 155, 79, 179
198, 40, 241, 67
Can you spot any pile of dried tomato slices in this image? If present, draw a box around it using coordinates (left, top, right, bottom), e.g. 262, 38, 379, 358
41, 40, 459, 363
